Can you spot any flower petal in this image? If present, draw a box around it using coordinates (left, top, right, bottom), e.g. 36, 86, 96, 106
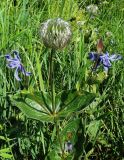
102, 58, 111, 67
103, 66, 109, 72
7, 62, 18, 68
19, 65, 32, 76
5, 54, 13, 61
25, 72, 32, 76
100, 53, 111, 67
13, 51, 21, 61
109, 54, 122, 61
14, 67, 21, 81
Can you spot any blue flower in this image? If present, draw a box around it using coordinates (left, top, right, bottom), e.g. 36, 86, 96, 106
5, 51, 31, 81
88, 52, 122, 72
64, 141, 73, 153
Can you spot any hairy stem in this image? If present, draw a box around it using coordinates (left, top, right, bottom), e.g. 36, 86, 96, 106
49, 49, 55, 112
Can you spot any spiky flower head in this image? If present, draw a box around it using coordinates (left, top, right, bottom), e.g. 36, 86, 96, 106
40, 18, 72, 49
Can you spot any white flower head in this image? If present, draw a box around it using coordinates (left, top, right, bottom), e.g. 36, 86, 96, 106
40, 18, 72, 49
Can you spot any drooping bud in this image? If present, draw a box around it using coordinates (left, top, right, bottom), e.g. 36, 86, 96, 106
40, 18, 72, 49
97, 38, 103, 53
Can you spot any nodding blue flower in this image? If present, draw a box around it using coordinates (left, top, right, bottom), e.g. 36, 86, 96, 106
5, 51, 31, 81
64, 141, 73, 153
88, 52, 122, 72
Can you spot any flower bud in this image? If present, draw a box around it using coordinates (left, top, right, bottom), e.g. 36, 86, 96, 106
40, 18, 72, 49
97, 38, 103, 53
86, 4, 98, 15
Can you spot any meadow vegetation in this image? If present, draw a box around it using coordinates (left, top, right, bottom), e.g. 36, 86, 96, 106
0, 0, 124, 159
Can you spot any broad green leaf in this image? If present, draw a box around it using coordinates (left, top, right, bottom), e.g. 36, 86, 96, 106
57, 90, 95, 117
10, 90, 95, 123
10, 90, 55, 122
11, 98, 54, 122
15, 90, 52, 113
60, 119, 80, 142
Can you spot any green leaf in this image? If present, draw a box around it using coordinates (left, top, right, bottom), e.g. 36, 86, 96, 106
11, 99, 54, 122
84, 148, 94, 160
86, 120, 100, 140
60, 119, 80, 141
10, 90, 95, 123
16, 90, 52, 113
46, 119, 80, 160
0, 136, 10, 141
58, 90, 95, 117
0, 148, 10, 153
45, 150, 61, 160
10, 91, 54, 123
0, 153, 12, 159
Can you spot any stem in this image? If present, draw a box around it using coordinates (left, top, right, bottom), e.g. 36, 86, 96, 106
55, 120, 65, 159
49, 50, 64, 158
49, 49, 55, 112
5, 134, 15, 160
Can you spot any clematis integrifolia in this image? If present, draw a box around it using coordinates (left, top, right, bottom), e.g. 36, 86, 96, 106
88, 39, 122, 73
5, 51, 31, 81
88, 52, 122, 72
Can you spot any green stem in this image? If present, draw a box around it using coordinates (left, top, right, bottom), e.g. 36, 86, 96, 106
49, 50, 64, 158
55, 120, 65, 159
5, 134, 15, 160
49, 49, 55, 112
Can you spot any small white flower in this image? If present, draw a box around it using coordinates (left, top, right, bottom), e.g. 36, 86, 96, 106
86, 4, 98, 15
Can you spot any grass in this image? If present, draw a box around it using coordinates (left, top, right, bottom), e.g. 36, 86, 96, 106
0, 0, 124, 159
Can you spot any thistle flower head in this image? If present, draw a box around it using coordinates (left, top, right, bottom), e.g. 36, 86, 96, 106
40, 18, 72, 49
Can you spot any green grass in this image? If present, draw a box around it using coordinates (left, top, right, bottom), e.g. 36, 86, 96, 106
0, 0, 124, 159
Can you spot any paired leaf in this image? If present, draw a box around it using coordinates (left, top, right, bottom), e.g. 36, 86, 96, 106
10, 89, 95, 122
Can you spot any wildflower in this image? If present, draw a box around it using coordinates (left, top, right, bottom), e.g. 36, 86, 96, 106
40, 18, 72, 49
88, 52, 122, 72
86, 4, 98, 15
5, 51, 31, 81
106, 31, 112, 37
64, 141, 73, 153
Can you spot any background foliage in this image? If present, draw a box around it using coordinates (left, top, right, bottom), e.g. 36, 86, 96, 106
0, 0, 124, 159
